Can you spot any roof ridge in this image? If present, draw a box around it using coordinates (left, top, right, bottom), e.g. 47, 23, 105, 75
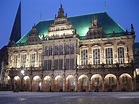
68, 11, 107, 18
38, 11, 107, 23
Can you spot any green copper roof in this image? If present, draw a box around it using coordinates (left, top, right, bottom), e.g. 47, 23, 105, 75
16, 12, 125, 45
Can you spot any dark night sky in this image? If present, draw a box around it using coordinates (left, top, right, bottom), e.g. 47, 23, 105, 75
0, 0, 138, 48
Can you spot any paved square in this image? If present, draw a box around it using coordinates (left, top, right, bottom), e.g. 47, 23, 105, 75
0, 91, 139, 104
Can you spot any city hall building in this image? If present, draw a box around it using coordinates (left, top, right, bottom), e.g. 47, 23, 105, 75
5, 5, 139, 92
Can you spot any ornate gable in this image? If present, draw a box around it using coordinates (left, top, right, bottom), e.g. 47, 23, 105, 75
27, 25, 41, 45
86, 16, 105, 39
48, 5, 78, 40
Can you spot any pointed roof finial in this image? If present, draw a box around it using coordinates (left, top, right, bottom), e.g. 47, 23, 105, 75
60, 4, 62, 8
93, 15, 98, 26
130, 24, 135, 35
131, 24, 134, 31
58, 4, 64, 18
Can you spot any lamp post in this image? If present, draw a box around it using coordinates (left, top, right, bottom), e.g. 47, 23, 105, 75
20, 69, 25, 91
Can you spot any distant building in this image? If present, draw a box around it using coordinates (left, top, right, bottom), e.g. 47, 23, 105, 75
5, 5, 139, 92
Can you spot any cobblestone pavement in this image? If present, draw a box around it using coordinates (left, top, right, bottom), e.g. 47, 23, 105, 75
0, 91, 139, 104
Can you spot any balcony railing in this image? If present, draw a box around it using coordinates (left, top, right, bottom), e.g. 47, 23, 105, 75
78, 63, 134, 70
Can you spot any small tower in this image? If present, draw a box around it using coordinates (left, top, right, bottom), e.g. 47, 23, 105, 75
87, 15, 104, 39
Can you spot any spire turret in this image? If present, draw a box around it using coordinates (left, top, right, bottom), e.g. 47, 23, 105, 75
8, 2, 21, 46
58, 4, 65, 18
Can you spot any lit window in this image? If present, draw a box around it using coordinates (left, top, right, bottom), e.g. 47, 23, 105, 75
30, 53, 35, 67
81, 48, 88, 65
21, 54, 26, 67
13, 55, 18, 67
105, 48, 113, 64
118, 47, 124, 63
93, 48, 100, 65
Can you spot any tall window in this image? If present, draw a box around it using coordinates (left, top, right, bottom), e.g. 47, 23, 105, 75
105, 48, 113, 64
45, 46, 52, 56
59, 45, 63, 55
13, 55, 18, 67
93, 49, 100, 64
66, 58, 70, 69
70, 44, 74, 54
81, 49, 88, 65
44, 60, 52, 70
54, 59, 63, 70
30, 53, 35, 67
118, 47, 124, 63
53, 46, 59, 55
21, 54, 26, 67
65, 44, 75, 55
59, 59, 63, 69
54, 59, 58, 69
65, 44, 70, 54
65, 58, 75, 69
45, 46, 49, 56
38, 53, 42, 67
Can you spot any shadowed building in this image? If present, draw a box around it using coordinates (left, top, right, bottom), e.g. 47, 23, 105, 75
6, 5, 138, 92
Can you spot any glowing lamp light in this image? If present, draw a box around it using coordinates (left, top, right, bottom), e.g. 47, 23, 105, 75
136, 68, 139, 75
21, 70, 25, 75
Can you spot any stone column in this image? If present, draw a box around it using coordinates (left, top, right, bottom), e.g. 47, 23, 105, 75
88, 74, 91, 91
117, 78, 119, 91
51, 76, 54, 91
102, 80, 104, 91
75, 74, 78, 92
132, 78, 134, 91
63, 77, 65, 92
30, 77, 33, 91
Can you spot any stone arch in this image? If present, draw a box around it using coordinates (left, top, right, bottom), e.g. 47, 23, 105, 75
119, 73, 133, 91
78, 75, 89, 92
22, 76, 30, 91
14, 76, 20, 91
32, 76, 41, 91
91, 74, 103, 91
104, 74, 117, 91
43, 76, 51, 91
66, 75, 75, 92
54, 75, 63, 92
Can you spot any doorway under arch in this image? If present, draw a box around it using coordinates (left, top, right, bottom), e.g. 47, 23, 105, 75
78, 75, 89, 92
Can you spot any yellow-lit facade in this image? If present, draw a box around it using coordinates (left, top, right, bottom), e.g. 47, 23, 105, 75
6, 5, 138, 92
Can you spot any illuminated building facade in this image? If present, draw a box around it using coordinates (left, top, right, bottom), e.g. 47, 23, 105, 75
6, 5, 139, 92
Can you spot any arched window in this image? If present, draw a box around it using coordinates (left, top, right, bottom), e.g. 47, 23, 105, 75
118, 47, 124, 63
